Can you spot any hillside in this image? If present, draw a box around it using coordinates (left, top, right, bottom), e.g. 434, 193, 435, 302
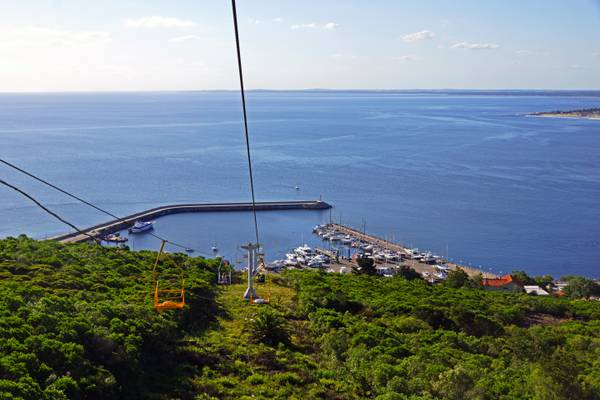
1, 237, 600, 399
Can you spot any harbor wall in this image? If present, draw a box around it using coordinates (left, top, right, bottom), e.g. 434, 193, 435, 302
50, 200, 331, 244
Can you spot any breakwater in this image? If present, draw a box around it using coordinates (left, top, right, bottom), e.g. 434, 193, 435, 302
51, 200, 331, 244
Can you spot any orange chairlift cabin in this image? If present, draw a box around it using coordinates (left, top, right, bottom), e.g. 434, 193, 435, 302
152, 240, 185, 311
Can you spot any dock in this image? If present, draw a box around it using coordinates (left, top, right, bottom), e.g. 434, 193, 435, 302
328, 223, 411, 256
324, 223, 497, 278
51, 200, 331, 244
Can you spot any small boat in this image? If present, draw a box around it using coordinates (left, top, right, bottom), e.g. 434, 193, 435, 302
294, 244, 313, 257
313, 224, 326, 233
422, 253, 436, 264
268, 260, 286, 270
129, 220, 154, 234
284, 259, 299, 267
105, 233, 128, 243
185, 248, 194, 253
212, 246, 218, 252
295, 186, 300, 190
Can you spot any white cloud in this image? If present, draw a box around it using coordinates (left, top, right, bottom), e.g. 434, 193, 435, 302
290, 22, 338, 30
125, 16, 195, 29
273, 17, 284, 23
568, 64, 584, 70
169, 35, 200, 43
515, 50, 532, 55
1, 26, 111, 47
291, 23, 317, 30
393, 54, 418, 62
401, 30, 435, 42
451, 42, 499, 50
247, 17, 260, 25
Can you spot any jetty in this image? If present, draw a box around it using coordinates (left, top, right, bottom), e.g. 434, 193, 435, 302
328, 223, 411, 256
323, 223, 497, 278
51, 200, 331, 244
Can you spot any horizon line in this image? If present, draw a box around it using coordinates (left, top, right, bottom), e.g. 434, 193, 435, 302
1, 88, 600, 95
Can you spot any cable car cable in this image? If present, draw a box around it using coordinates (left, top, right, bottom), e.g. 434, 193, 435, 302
0, 178, 99, 243
231, 0, 260, 246
0, 157, 210, 256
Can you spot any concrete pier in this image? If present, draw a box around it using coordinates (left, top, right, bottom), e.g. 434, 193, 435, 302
51, 200, 331, 244
326, 223, 497, 278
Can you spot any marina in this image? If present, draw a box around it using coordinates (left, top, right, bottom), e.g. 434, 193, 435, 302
2, 91, 599, 277
266, 223, 499, 281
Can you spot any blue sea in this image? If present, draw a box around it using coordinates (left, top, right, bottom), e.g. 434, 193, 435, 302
1, 90, 599, 278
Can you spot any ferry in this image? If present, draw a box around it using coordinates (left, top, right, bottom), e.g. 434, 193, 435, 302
129, 220, 154, 234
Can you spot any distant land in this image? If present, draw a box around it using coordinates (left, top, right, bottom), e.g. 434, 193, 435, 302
529, 107, 600, 120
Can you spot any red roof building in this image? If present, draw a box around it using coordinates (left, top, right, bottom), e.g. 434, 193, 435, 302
482, 275, 523, 292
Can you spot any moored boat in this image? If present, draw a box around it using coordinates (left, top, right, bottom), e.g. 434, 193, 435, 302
129, 220, 154, 234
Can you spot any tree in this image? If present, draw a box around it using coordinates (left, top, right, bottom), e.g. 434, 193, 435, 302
446, 268, 470, 288
534, 275, 554, 289
511, 270, 535, 285
354, 256, 376, 275
563, 277, 600, 299
248, 307, 290, 346
397, 265, 422, 280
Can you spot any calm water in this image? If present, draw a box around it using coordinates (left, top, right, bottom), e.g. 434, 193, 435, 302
1, 91, 599, 277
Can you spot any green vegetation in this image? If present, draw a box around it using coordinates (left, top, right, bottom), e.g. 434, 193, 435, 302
562, 276, 600, 300
1, 236, 600, 399
0, 236, 219, 399
286, 271, 600, 399
354, 255, 376, 275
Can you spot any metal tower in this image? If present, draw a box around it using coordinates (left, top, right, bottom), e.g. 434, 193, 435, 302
242, 243, 260, 300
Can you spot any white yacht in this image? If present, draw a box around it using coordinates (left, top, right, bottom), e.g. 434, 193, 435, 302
341, 235, 353, 245
294, 244, 313, 257
129, 220, 154, 234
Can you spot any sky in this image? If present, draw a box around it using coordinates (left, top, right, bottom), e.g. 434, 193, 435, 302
0, 0, 599, 91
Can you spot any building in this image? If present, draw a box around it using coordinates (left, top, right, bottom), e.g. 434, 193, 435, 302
523, 285, 550, 296
482, 275, 523, 292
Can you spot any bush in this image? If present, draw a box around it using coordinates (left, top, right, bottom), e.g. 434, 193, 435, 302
248, 307, 290, 346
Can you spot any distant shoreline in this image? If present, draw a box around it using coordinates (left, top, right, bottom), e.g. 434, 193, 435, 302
1, 89, 600, 97
528, 108, 600, 120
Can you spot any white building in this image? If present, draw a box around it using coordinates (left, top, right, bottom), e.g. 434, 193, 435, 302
524, 285, 550, 296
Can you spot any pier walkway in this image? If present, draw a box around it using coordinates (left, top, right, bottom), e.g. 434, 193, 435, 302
51, 200, 331, 244
327, 223, 496, 278
327, 223, 411, 256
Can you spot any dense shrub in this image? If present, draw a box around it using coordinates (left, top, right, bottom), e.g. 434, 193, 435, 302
0, 236, 218, 399
284, 270, 600, 399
